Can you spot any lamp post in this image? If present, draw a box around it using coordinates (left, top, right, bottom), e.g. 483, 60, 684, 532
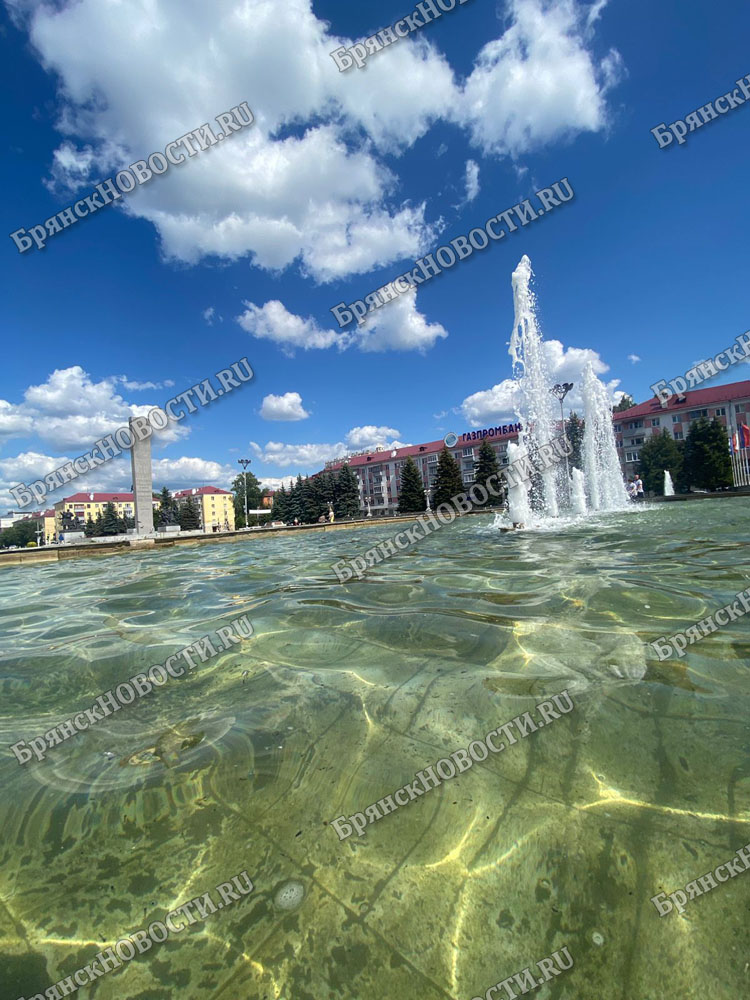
424, 487, 431, 512
237, 459, 251, 529
549, 382, 574, 487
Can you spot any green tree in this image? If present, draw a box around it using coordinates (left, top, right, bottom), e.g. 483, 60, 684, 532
613, 395, 635, 413
157, 486, 178, 526
565, 412, 585, 471
286, 478, 302, 523
232, 469, 262, 529
101, 502, 121, 535
84, 515, 97, 538
179, 496, 202, 530
398, 457, 427, 513
681, 417, 732, 491
0, 519, 38, 548
298, 476, 321, 523
473, 439, 503, 507
433, 447, 464, 509
335, 464, 361, 519
93, 511, 104, 536
271, 484, 290, 522
638, 429, 683, 495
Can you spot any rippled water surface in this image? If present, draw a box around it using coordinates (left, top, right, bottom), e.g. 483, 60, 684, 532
1, 500, 749, 999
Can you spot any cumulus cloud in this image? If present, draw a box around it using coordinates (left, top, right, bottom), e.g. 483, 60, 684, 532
464, 159, 480, 202
250, 424, 408, 469
353, 288, 448, 353
460, 338, 620, 425
260, 392, 310, 421
627, 353, 641, 364
457, 0, 624, 156
10, 0, 621, 281
237, 300, 349, 355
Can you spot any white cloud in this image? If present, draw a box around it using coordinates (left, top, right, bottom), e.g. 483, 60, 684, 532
260, 392, 310, 421
457, 0, 623, 156
237, 300, 349, 356
119, 377, 175, 391
627, 354, 641, 364
257, 476, 296, 491
464, 159, 480, 202
460, 338, 620, 425
202, 307, 217, 325
12, 0, 621, 282
250, 424, 408, 469
346, 426, 400, 449
353, 288, 448, 353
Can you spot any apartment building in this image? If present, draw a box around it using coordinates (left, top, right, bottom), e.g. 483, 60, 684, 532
173, 486, 235, 532
614, 378, 750, 477
53, 492, 157, 531
323, 423, 523, 516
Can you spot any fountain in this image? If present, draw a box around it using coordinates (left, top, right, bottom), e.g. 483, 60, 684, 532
664, 470, 675, 496
570, 467, 587, 515
501, 256, 628, 525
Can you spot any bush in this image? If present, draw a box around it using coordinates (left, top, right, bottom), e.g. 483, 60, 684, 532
26, 541, 37, 547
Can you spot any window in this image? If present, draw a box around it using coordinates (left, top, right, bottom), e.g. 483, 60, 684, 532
715, 407, 726, 416
462, 447, 473, 457
651, 418, 660, 427
427, 454, 438, 464
673, 430, 683, 440
736, 404, 744, 413
613, 424, 621, 433
672, 414, 681, 423
625, 451, 640, 463
627, 420, 643, 429
688, 409, 708, 419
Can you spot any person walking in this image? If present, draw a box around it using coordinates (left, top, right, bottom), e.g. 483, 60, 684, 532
635, 475, 644, 501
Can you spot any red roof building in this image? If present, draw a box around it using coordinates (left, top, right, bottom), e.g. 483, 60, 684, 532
613, 378, 750, 474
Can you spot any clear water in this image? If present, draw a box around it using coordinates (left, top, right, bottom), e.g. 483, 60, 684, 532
1, 500, 749, 999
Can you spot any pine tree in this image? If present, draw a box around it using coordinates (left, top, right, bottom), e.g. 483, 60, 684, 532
398, 457, 427, 513
433, 447, 464, 509
473, 439, 502, 507
271, 485, 290, 522
682, 417, 732, 490
84, 515, 96, 538
100, 502, 121, 535
565, 412, 585, 471
336, 464, 361, 519
157, 486, 177, 525
179, 496, 202, 530
614, 395, 635, 413
298, 477, 321, 523
638, 429, 683, 494
93, 511, 104, 536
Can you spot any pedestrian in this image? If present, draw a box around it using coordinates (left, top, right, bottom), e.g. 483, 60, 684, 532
635, 475, 644, 501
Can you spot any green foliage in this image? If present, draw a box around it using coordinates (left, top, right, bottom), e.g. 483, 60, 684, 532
681, 417, 732, 491
613, 395, 635, 413
157, 486, 178, 526
232, 469, 263, 528
398, 456, 427, 513
84, 515, 97, 538
100, 502, 121, 535
638, 430, 683, 494
335, 464, 360, 519
473, 439, 502, 507
271, 484, 291, 522
178, 496, 202, 530
565, 412, 584, 471
432, 447, 464, 509
0, 518, 39, 548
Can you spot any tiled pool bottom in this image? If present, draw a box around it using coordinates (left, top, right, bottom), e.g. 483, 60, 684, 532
1, 500, 749, 999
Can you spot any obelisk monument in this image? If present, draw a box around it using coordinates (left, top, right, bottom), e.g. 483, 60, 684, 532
129, 416, 153, 535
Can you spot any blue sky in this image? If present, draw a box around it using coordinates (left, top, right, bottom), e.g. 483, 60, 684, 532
2, 0, 749, 508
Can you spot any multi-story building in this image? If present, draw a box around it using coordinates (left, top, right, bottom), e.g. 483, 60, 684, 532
53, 492, 157, 532
2, 509, 57, 544
173, 486, 235, 532
323, 422, 522, 516
614, 378, 750, 478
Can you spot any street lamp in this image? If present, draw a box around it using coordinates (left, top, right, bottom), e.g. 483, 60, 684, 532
237, 459, 251, 529
549, 382, 574, 487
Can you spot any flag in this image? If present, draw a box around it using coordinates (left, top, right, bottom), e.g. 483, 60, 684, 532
740, 424, 750, 449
